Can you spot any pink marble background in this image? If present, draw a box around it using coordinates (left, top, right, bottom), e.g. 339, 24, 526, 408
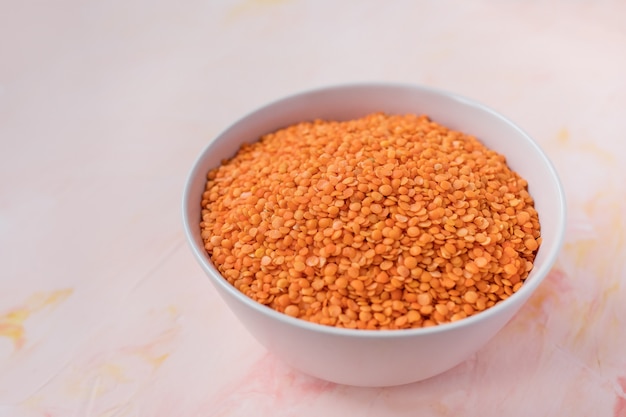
2, 1, 626, 416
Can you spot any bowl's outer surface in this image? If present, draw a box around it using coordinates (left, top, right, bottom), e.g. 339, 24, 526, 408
183, 83, 566, 386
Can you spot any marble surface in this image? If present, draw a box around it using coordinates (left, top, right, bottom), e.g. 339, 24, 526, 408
2, 1, 626, 416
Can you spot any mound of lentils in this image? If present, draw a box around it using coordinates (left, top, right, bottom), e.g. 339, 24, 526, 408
200, 113, 541, 330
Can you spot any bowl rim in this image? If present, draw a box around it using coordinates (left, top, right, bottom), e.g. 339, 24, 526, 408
182, 82, 567, 339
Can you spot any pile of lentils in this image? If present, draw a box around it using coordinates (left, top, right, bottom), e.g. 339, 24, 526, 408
200, 113, 541, 330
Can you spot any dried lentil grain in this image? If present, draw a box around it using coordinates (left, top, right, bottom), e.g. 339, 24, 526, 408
200, 113, 541, 330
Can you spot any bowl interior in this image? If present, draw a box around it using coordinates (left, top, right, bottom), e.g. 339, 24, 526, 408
183, 83, 566, 335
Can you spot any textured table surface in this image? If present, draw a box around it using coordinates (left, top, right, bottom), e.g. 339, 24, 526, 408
2, 1, 626, 416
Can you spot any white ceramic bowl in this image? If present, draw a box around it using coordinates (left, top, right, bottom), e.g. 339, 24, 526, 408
182, 83, 566, 387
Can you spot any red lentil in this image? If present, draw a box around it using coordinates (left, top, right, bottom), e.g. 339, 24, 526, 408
200, 113, 541, 329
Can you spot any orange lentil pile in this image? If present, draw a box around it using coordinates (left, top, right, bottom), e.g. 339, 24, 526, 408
200, 113, 541, 330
